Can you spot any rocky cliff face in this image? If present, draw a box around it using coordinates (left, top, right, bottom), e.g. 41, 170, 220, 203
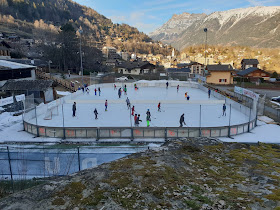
150, 6, 280, 50
0, 138, 280, 209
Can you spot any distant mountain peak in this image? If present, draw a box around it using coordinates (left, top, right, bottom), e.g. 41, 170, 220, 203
150, 6, 280, 50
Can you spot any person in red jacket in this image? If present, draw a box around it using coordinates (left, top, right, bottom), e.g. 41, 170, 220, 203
131, 106, 135, 116
158, 102, 161, 112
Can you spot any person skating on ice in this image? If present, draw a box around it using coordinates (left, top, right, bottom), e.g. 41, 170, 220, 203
146, 115, 150, 127
98, 87, 101, 96
94, 108, 98, 119
72, 102, 76, 117
222, 104, 226, 116
126, 97, 130, 109
105, 100, 108, 111
131, 106, 135, 116
158, 102, 161, 112
94, 88, 97, 96
118, 88, 122, 98
208, 88, 211, 98
166, 81, 169, 89
179, 113, 186, 127
146, 109, 151, 121
177, 85, 179, 92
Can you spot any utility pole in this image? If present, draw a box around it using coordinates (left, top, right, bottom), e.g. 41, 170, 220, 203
79, 28, 83, 86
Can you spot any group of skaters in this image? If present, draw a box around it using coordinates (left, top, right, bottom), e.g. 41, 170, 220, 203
71, 84, 227, 127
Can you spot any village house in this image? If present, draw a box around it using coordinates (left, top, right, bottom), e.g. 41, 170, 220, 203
117, 60, 156, 75
0, 60, 36, 87
241, 59, 259, 70
1, 79, 54, 104
0, 41, 11, 59
206, 64, 234, 85
237, 67, 270, 82
167, 67, 191, 80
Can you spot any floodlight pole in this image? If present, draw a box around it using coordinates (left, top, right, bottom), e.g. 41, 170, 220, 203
204, 28, 208, 76
79, 29, 83, 86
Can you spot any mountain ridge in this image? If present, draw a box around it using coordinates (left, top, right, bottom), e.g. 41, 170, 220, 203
150, 6, 280, 50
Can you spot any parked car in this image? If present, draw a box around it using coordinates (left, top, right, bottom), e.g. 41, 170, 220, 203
271, 96, 280, 103
116, 76, 128, 81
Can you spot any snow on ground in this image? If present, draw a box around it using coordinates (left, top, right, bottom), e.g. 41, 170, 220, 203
27, 85, 249, 128
219, 121, 280, 143
0, 111, 279, 143
56, 91, 71, 96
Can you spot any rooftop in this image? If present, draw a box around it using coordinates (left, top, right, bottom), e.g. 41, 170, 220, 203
0, 60, 35, 70
241, 59, 259, 65
1, 80, 53, 91
206, 64, 233, 71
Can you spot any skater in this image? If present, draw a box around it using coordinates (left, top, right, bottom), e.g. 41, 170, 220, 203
72, 102, 76, 117
208, 88, 211, 98
187, 95, 190, 101
158, 102, 161, 112
134, 84, 138, 90
146, 115, 150, 127
134, 114, 138, 126
118, 88, 122, 98
131, 106, 135, 116
86, 87, 90, 94
222, 104, 226, 116
114, 84, 117, 90
138, 114, 142, 125
135, 115, 139, 127
124, 85, 127, 95
98, 87, 101, 96
166, 81, 169, 89
126, 97, 130, 109
179, 113, 186, 127
94, 108, 98, 119
82, 86, 85, 93
146, 109, 151, 121
185, 92, 188, 98
94, 88, 97, 96
177, 85, 179, 92
105, 100, 108, 111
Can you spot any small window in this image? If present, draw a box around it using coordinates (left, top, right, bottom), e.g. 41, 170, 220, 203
219, 79, 222, 82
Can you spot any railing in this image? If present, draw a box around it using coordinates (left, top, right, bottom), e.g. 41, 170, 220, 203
35, 70, 77, 92
23, 119, 256, 140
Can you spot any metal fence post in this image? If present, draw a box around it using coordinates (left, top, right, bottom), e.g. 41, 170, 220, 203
96, 128, 100, 141
62, 104, 66, 139
7, 146, 14, 193
131, 128, 134, 141
199, 105, 202, 137
77, 147, 81, 171
165, 128, 167, 141
35, 106, 39, 137
248, 107, 252, 132
228, 104, 232, 137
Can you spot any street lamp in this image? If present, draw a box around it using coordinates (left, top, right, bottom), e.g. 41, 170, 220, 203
204, 28, 208, 76
79, 28, 83, 86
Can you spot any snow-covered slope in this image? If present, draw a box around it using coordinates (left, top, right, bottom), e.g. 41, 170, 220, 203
150, 6, 280, 50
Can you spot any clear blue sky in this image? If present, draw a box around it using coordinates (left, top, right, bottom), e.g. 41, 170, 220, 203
73, 0, 280, 34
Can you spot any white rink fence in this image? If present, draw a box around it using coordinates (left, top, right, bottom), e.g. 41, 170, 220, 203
23, 80, 257, 140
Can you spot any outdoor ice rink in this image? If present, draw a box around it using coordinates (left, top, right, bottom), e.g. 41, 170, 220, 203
28, 81, 251, 128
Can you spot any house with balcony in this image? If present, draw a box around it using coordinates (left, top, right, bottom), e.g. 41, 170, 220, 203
236, 67, 270, 82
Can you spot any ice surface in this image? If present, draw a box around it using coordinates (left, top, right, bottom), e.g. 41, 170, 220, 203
28, 84, 249, 128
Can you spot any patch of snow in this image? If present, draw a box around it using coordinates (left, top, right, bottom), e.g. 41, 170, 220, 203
219, 123, 280, 143
57, 91, 71, 96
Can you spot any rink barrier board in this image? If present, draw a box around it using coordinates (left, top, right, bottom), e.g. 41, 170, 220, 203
23, 120, 256, 140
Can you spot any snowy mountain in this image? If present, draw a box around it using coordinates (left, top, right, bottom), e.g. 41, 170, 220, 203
150, 6, 280, 50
